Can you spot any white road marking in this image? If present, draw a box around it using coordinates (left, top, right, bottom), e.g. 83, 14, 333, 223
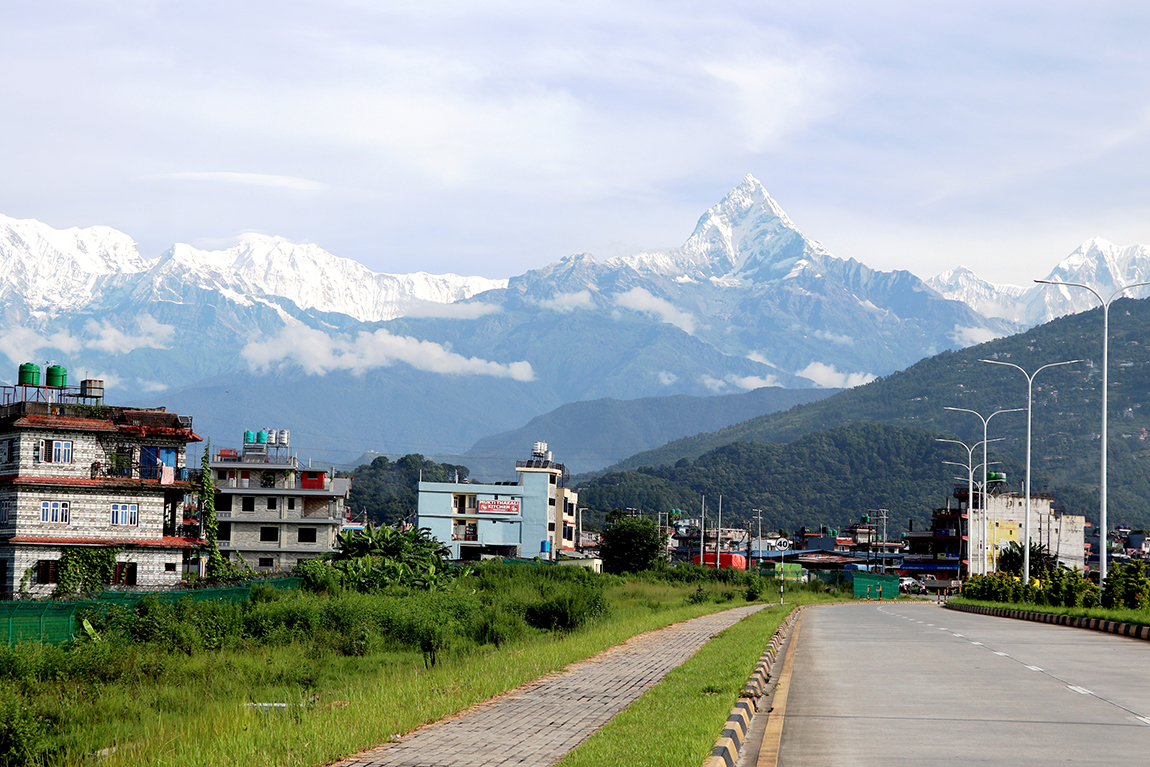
1067, 686, 1093, 695
1025, 666, 1043, 672
970, 641, 983, 646
994, 652, 1009, 656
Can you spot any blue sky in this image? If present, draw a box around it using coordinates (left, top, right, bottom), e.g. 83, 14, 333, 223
4, 1, 1150, 285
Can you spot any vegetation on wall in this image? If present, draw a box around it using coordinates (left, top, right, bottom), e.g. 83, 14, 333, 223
53, 548, 119, 597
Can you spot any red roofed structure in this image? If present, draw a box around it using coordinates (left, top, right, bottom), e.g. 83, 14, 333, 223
1, 371, 206, 597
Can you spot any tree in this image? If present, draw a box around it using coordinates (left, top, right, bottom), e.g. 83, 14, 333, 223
997, 540, 1057, 579
600, 517, 668, 575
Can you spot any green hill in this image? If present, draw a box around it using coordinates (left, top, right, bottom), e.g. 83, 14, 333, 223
577, 298, 1150, 531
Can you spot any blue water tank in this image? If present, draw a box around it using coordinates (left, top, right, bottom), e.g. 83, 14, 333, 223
541, 540, 552, 553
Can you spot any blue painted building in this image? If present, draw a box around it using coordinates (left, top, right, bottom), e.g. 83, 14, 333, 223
417, 442, 578, 561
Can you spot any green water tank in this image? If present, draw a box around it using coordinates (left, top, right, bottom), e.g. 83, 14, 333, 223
45, 365, 67, 388
256, 430, 267, 444
18, 363, 40, 386
244, 430, 256, 444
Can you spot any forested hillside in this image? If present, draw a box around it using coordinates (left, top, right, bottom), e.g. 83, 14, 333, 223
586, 298, 1150, 528
346, 455, 471, 525
575, 422, 1027, 535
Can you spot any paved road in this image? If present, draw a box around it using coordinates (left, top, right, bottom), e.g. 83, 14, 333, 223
778, 602, 1150, 766
334, 603, 768, 767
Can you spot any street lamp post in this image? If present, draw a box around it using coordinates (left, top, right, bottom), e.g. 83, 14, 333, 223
1035, 279, 1150, 584
939, 438, 1004, 575
980, 359, 1081, 583
943, 406, 1024, 577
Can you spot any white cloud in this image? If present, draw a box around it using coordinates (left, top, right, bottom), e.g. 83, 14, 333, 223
657, 370, 678, 386
136, 379, 170, 393
538, 291, 593, 313
813, 329, 854, 345
700, 375, 728, 393
83, 315, 176, 354
747, 351, 778, 367
0, 326, 82, 364
155, 172, 327, 192
949, 325, 1004, 347
615, 287, 696, 333
797, 362, 875, 389
728, 374, 783, 390
397, 301, 501, 319
241, 325, 534, 381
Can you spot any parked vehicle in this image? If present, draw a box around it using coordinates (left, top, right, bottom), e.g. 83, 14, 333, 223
899, 576, 926, 594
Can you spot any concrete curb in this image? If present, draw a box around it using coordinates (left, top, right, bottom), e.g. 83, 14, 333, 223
945, 602, 1150, 641
703, 605, 803, 767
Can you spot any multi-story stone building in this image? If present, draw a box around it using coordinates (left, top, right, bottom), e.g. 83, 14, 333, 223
0, 368, 204, 598
417, 442, 578, 561
209, 430, 350, 571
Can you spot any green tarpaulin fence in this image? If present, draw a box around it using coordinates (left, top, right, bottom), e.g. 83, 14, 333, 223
852, 572, 899, 600
0, 577, 303, 645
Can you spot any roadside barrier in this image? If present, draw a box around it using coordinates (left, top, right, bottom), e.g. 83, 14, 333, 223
704, 605, 803, 767
0, 577, 302, 645
945, 602, 1150, 642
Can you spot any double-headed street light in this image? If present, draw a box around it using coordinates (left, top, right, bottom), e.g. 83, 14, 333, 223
1036, 279, 1150, 584
980, 358, 1081, 583
943, 407, 1024, 576
939, 437, 1004, 575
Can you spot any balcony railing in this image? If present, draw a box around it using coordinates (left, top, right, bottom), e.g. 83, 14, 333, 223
91, 462, 194, 483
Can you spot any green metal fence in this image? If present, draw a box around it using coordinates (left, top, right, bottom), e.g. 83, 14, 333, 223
0, 577, 303, 645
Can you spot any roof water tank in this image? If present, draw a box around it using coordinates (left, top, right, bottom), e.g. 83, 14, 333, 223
266, 429, 278, 445
244, 430, 256, 445
256, 430, 267, 444
532, 441, 548, 457
46, 365, 67, 388
280, 429, 290, 446
18, 363, 40, 386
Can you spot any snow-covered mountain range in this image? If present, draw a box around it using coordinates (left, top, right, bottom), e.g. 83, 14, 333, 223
0, 213, 505, 325
929, 238, 1150, 330
3, 176, 1148, 464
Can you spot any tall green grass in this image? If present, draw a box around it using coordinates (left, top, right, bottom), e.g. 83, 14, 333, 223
1, 569, 786, 766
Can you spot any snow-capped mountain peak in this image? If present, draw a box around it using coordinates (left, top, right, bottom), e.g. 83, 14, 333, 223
606, 174, 829, 282
0, 214, 150, 317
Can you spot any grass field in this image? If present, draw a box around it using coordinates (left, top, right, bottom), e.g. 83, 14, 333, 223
3, 579, 833, 766
949, 596, 1150, 627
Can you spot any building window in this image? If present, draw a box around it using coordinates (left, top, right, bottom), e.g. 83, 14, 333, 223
549, 498, 556, 506
548, 522, 556, 532
217, 470, 228, 481
113, 562, 137, 586
287, 497, 296, 510
298, 527, 317, 543
0, 499, 11, 523
550, 474, 556, 484
258, 557, 274, 568
218, 522, 231, 541
40, 501, 70, 524
267, 497, 277, 510
0, 439, 9, 463
36, 560, 59, 584
165, 562, 177, 572
42, 440, 73, 464
241, 496, 255, 512
216, 494, 233, 512
111, 503, 139, 526
260, 526, 279, 542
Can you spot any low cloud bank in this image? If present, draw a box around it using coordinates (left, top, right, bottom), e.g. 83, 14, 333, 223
242, 325, 535, 381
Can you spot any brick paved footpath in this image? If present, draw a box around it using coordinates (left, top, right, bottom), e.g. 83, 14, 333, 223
333, 603, 769, 767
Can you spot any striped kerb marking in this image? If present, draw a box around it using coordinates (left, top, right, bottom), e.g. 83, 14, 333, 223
703, 607, 803, 767
945, 603, 1150, 644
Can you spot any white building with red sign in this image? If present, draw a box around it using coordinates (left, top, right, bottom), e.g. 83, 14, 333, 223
416, 442, 578, 561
